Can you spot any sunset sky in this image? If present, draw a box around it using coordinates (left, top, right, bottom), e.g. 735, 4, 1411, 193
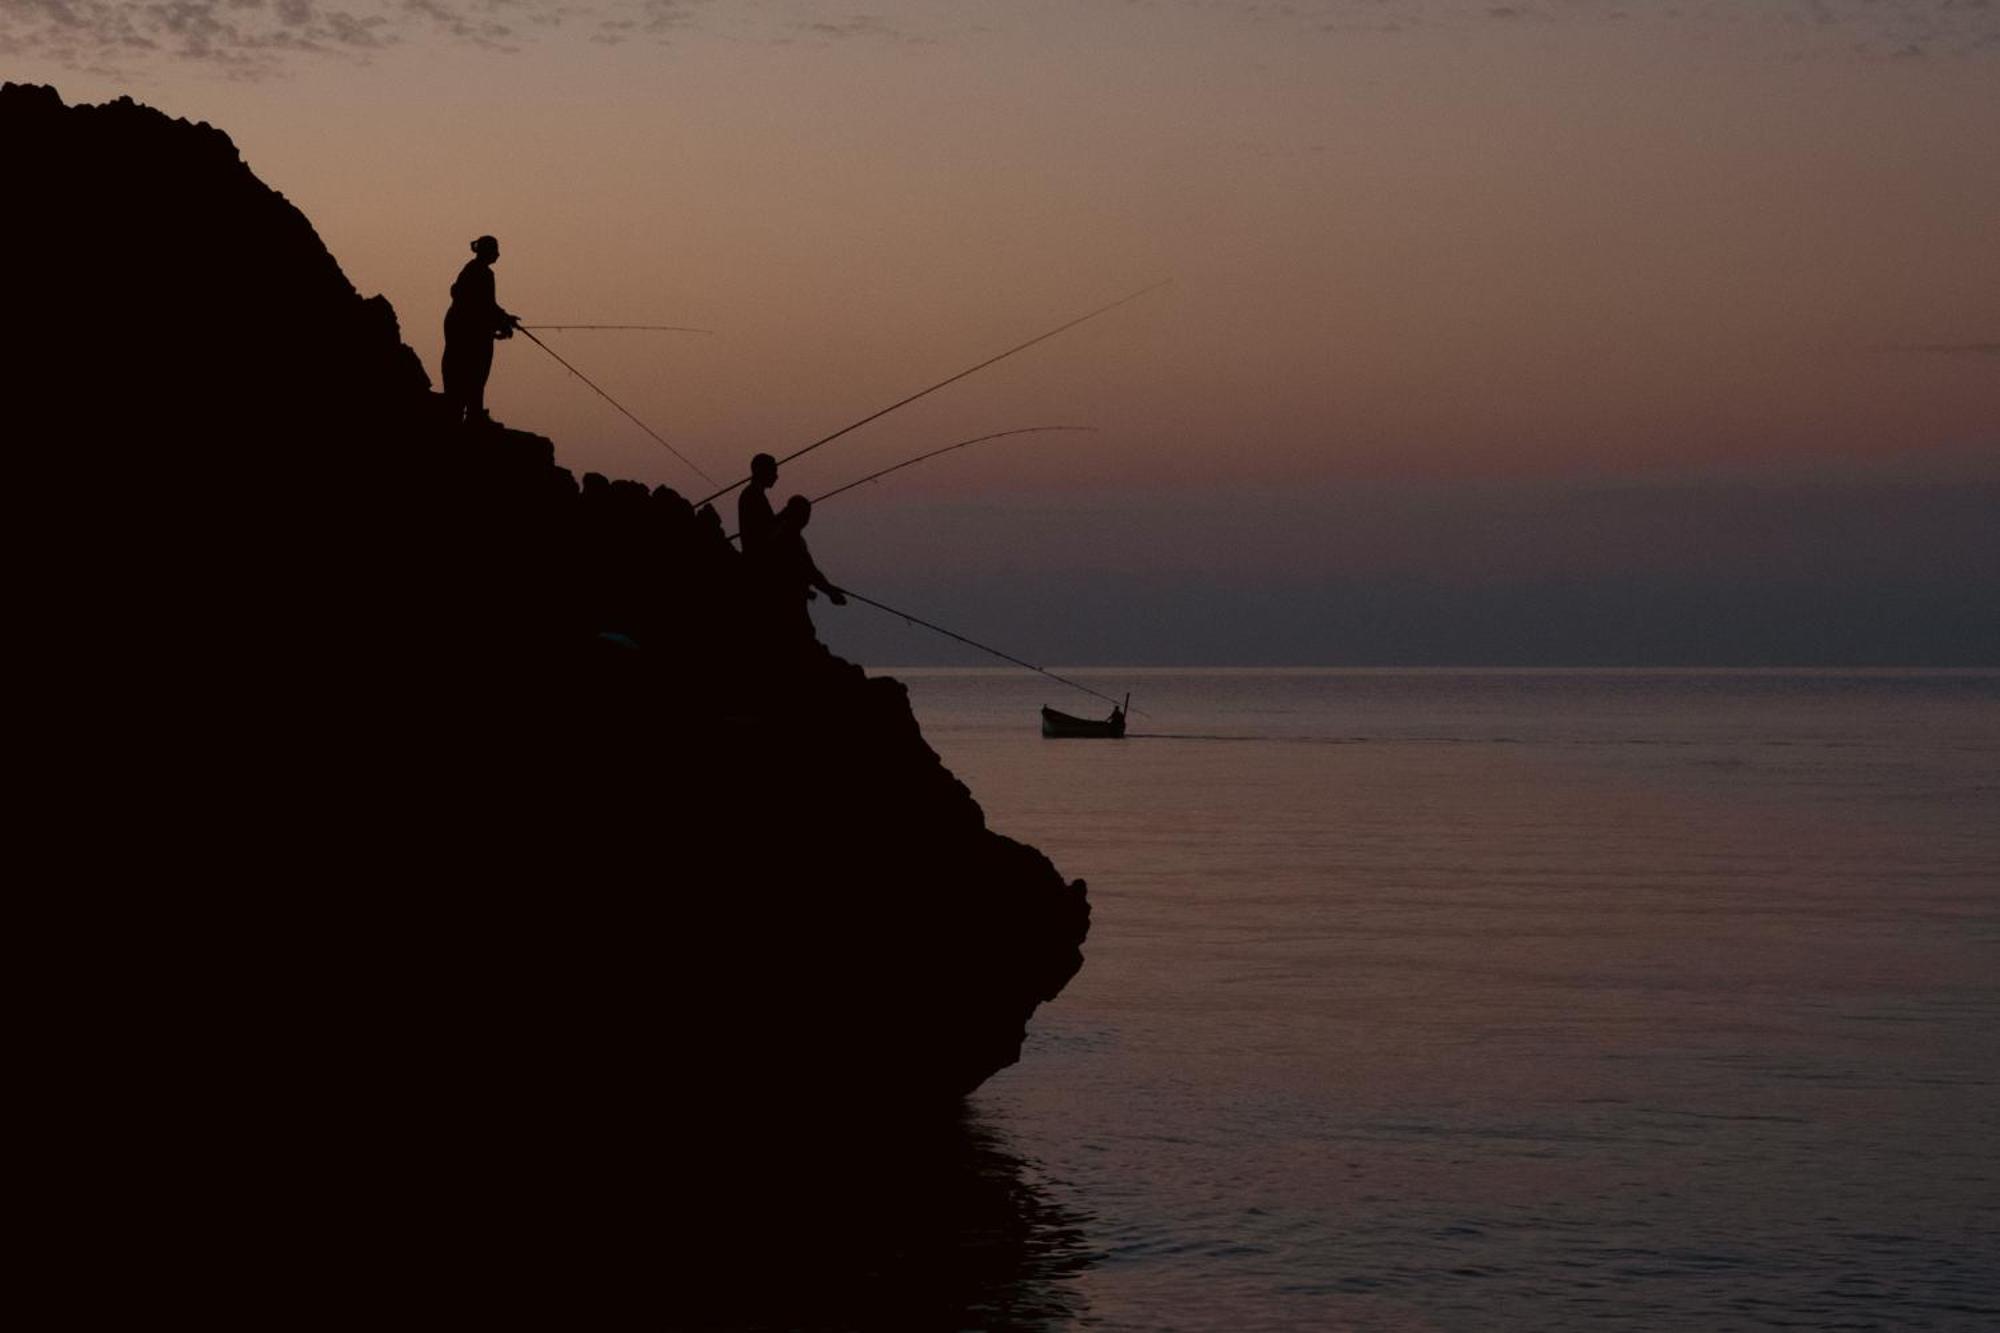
7, 2, 1995, 662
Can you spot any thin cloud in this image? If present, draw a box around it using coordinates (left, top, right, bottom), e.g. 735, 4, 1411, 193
1881, 342, 2000, 358
3, 0, 936, 68
5, 0, 1995, 75
1285, 0, 1998, 58
793, 14, 935, 46
0, 0, 543, 74
592, 0, 712, 45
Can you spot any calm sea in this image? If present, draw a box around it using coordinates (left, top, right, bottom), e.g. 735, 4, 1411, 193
834, 669, 1999, 1332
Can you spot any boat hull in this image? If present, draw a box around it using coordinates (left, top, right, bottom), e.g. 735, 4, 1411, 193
1041, 706, 1126, 739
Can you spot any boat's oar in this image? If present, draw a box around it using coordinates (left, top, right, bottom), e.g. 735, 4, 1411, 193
516, 326, 717, 485
722, 425, 1096, 541
691, 279, 1171, 510
842, 587, 1141, 714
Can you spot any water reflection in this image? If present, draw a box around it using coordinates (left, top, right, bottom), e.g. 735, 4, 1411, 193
673, 1107, 1095, 1330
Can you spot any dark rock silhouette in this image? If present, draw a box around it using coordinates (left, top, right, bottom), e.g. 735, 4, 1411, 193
7, 79, 1089, 1235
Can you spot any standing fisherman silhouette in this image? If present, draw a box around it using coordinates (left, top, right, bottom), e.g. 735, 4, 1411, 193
442, 235, 518, 429
738, 454, 780, 555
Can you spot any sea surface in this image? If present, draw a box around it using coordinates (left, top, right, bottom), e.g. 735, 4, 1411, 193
848, 669, 1999, 1332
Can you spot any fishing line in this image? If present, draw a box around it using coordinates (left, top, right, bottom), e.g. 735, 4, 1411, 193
523, 324, 713, 334
517, 326, 716, 485
843, 587, 1137, 713
813, 425, 1096, 506
722, 425, 1097, 541
692, 278, 1171, 509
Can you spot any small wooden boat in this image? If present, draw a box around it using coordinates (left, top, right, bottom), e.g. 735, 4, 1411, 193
1040, 695, 1128, 739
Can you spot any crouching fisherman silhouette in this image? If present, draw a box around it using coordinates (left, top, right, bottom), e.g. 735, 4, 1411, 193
442, 234, 519, 429
767, 495, 846, 642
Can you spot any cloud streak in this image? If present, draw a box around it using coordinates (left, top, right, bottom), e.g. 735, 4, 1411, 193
3, 0, 947, 71
1217, 0, 1999, 59
0, 0, 539, 75
9, 1, 1993, 76
1906, 342, 2000, 357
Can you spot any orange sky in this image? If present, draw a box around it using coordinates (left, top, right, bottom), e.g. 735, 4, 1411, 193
6, 2, 1995, 660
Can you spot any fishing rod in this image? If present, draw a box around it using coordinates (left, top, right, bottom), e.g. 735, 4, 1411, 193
516, 326, 717, 485
814, 425, 1096, 506
843, 587, 1138, 714
692, 278, 1171, 510
722, 425, 1097, 541
523, 324, 713, 334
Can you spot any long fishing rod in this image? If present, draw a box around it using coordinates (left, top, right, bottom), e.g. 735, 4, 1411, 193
721, 425, 1097, 541
516, 326, 717, 485
523, 324, 713, 334
692, 278, 1171, 509
842, 587, 1134, 713
814, 425, 1096, 506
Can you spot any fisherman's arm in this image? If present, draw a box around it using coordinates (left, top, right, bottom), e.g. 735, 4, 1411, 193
808, 563, 847, 606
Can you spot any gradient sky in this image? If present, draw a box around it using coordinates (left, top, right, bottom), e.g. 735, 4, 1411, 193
6, 1, 1995, 661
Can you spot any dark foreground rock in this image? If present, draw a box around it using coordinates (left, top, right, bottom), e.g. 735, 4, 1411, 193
8, 81, 1088, 1227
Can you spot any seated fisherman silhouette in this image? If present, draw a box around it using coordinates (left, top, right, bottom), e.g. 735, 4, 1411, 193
442, 234, 518, 429
738, 453, 780, 555
769, 495, 846, 638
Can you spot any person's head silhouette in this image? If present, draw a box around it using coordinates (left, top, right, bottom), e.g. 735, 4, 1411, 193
471, 235, 499, 263
782, 495, 812, 529
751, 453, 779, 488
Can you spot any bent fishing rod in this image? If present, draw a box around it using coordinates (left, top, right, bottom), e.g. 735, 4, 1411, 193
722, 425, 1097, 542
691, 278, 1171, 510
814, 425, 1096, 506
515, 326, 717, 485
842, 587, 1139, 714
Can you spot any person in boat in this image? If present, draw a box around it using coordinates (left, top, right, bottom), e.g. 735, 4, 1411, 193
767, 495, 846, 637
441, 234, 518, 429
737, 453, 780, 554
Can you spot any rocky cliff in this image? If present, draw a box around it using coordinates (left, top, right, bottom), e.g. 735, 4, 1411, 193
7, 81, 1089, 1149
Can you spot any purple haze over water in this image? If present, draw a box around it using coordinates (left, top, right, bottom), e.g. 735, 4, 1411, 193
892, 668, 1999, 1331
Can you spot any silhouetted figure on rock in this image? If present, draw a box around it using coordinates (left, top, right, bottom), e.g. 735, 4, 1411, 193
738, 453, 779, 555
769, 495, 845, 641
442, 235, 517, 428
